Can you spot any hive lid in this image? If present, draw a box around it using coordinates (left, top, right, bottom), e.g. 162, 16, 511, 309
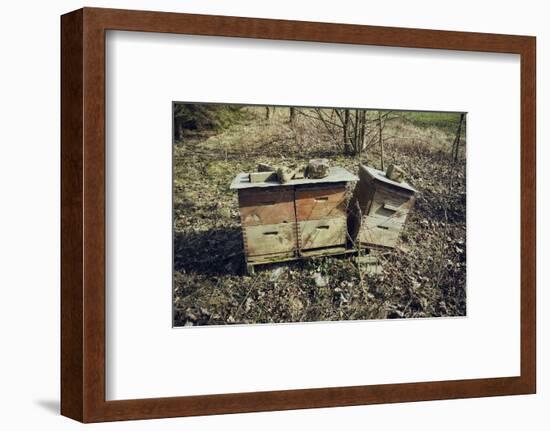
230, 166, 358, 190
361, 165, 417, 193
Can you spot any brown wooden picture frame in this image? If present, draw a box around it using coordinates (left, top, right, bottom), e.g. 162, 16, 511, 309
61, 7, 536, 423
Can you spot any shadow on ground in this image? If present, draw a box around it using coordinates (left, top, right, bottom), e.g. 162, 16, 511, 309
174, 226, 244, 276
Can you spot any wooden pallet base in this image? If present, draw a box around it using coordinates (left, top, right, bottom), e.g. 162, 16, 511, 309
357, 242, 393, 251
244, 246, 358, 275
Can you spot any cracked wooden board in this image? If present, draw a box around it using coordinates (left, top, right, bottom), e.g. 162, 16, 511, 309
238, 187, 295, 226
243, 222, 297, 256
295, 185, 347, 221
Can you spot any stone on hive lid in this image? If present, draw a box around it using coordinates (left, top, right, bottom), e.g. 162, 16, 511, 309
249, 171, 277, 183
386, 164, 406, 183
257, 163, 275, 172
293, 165, 306, 179
276, 166, 296, 183
307, 159, 330, 179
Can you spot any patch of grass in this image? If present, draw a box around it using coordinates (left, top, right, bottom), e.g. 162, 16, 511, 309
400, 111, 464, 135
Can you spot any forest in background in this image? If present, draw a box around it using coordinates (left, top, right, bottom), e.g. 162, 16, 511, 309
173, 103, 466, 326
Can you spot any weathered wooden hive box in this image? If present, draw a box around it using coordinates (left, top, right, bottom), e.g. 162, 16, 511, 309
230, 167, 357, 272
348, 164, 416, 249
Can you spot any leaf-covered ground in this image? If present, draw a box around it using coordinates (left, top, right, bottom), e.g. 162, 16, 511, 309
173, 107, 466, 326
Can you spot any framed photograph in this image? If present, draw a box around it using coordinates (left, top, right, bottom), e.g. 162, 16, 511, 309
61, 7, 536, 422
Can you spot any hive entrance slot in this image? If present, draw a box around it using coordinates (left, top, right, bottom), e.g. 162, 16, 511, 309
383, 202, 400, 212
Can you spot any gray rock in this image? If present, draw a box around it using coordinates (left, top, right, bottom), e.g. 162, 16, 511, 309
269, 267, 285, 282
313, 272, 328, 287
307, 159, 330, 179
276, 166, 295, 183
386, 164, 406, 182
292, 165, 306, 179
257, 162, 275, 172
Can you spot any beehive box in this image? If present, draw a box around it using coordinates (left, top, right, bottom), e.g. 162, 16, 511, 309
348, 164, 416, 249
295, 183, 348, 251
230, 167, 357, 272
237, 186, 297, 260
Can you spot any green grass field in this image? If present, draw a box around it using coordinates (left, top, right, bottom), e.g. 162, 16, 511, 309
400, 111, 465, 136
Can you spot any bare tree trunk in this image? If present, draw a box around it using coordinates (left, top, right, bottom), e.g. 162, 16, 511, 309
378, 111, 384, 170
362, 111, 367, 149
353, 110, 359, 155
359, 110, 366, 159
289, 107, 296, 125
343, 109, 350, 155
310, 107, 379, 157
452, 113, 465, 162
174, 117, 184, 141
265, 107, 271, 120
